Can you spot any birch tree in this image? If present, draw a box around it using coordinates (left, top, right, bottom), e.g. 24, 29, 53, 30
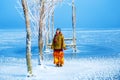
21, 0, 33, 76
38, 0, 44, 65
72, 0, 76, 52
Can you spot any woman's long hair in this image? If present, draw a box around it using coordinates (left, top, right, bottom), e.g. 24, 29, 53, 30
53, 29, 62, 43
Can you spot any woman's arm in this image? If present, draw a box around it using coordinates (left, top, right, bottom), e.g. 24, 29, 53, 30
51, 39, 54, 49
62, 35, 66, 50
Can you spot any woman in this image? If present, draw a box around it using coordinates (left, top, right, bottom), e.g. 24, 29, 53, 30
51, 28, 66, 67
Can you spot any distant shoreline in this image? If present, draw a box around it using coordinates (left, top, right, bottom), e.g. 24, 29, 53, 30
0, 28, 120, 32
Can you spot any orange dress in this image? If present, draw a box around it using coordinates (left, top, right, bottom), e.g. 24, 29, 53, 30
53, 50, 64, 65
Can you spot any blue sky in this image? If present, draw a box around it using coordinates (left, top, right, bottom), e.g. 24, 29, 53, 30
0, 0, 24, 29
0, 0, 120, 29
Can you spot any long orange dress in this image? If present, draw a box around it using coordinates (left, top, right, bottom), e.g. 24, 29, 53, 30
53, 50, 64, 65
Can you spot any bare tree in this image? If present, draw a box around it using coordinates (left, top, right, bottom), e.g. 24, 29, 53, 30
38, 0, 45, 65
21, 0, 33, 76
72, 0, 76, 52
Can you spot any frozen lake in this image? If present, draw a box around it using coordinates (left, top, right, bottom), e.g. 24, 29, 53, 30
0, 29, 120, 80
0, 29, 120, 58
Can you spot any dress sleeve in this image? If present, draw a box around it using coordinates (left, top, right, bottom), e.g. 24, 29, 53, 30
51, 39, 54, 49
62, 35, 66, 50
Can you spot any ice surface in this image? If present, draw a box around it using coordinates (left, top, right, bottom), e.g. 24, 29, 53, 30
0, 29, 120, 80
0, 57, 120, 80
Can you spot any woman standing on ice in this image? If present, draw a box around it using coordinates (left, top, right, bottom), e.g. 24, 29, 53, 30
51, 28, 66, 67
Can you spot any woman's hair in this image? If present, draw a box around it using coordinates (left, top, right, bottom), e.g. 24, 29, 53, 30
56, 28, 61, 32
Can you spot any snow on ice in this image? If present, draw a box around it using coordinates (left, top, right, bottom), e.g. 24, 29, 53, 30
0, 57, 120, 80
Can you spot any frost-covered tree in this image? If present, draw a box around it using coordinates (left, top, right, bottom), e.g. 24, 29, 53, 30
38, 0, 44, 65
21, 0, 33, 76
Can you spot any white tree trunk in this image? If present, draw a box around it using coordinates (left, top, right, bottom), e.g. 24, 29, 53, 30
52, 0, 54, 39
72, 0, 76, 52
22, 0, 33, 75
38, 0, 44, 65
